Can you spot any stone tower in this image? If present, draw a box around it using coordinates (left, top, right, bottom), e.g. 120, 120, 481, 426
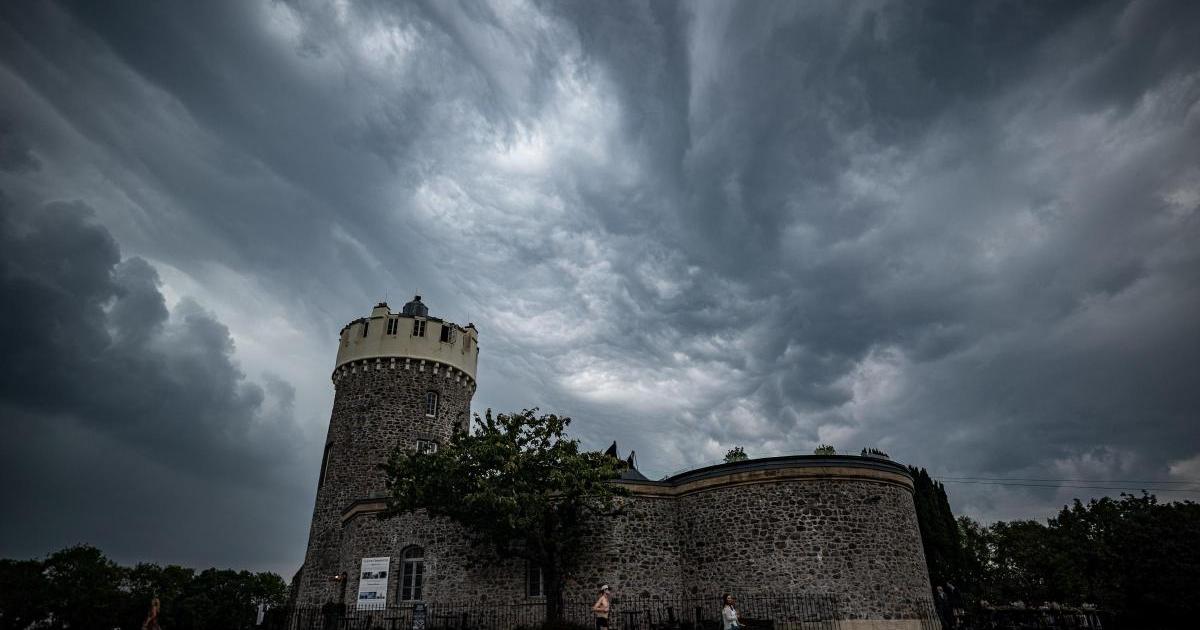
296, 296, 478, 604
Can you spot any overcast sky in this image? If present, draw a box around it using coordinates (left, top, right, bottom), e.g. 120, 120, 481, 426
1, 0, 1198, 577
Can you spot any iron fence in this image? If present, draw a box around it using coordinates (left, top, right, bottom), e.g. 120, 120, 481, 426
943, 607, 1113, 630
263, 593, 855, 630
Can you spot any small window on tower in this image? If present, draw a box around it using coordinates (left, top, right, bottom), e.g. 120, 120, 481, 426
318, 443, 333, 487
412, 319, 426, 337
361, 321, 369, 337
386, 318, 398, 335
439, 325, 457, 343
425, 391, 439, 417
415, 439, 438, 455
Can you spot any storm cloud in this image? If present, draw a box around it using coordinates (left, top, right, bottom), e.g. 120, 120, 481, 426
1, 0, 1198, 575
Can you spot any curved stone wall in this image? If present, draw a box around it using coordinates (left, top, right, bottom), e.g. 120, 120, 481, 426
297, 359, 475, 604
307, 456, 934, 626
674, 475, 931, 618
573, 458, 934, 620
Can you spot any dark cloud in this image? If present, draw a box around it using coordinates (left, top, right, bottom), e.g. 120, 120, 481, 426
0, 117, 40, 173
0, 0, 1198, 574
0, 195, 309, 571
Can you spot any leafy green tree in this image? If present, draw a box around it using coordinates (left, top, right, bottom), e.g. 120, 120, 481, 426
724, 446, 748, 462
173, 568, 287, 630
813, 444, 836, 455
0, 546, 287, 629
988, 519, 1060, 604
380, 409, 627, 620
41, 545, 125, 630
952, 492, 1200, 627
1047, 493, 1200, 626
0, 558, 48, 630
122, 562, 195, 628
955, 516, 991, 602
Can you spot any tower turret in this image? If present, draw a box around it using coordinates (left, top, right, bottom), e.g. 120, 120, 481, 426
297, 297, 478, 603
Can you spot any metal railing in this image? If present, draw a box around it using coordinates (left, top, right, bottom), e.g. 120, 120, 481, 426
263, 593, 853, 630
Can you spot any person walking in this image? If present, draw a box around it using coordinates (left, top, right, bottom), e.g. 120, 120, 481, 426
934, 586, 951, 629
946, 583, 964, 630
142, 597, 162, 630
592, 584, 612, 630
722, 594, 746, 630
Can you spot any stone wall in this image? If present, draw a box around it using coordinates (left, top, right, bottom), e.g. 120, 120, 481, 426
674, 477, 932, 618
565, 495, 682, 603
297, 358, 475, 603
339, 510, 528, 604
302, 457, 935, 624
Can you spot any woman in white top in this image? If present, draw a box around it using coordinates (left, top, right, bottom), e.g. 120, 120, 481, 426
722, 594, 745, 630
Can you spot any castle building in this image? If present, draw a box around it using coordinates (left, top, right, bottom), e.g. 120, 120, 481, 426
294, 299, 937, 628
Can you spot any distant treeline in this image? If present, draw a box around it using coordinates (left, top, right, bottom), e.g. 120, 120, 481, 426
910, 466, 1200, 628
0, 544, 286, 630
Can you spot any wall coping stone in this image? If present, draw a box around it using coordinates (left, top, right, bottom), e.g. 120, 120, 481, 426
614, 455, 914, 497
340, 455, 914, 522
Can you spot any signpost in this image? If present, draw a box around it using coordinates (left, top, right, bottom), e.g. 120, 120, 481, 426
356, 557, 391, 610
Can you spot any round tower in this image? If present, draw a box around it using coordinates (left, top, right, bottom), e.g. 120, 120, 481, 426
296, 296, 478, 604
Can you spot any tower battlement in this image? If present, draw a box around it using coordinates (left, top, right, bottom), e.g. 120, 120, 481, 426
334, 296, 479, 382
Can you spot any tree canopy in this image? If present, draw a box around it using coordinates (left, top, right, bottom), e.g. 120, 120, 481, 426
380, 409, 627, 619
909, 466, 964, 588
0, 544, 286, 630
909, 476, 1200, 628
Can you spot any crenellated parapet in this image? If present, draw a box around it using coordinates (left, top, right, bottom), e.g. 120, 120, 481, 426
334, 296, 478, 381
331, 356, 477, 392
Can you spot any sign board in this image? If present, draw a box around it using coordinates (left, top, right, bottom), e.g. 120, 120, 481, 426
356, 557, 390, 610
412, 601, 427, 630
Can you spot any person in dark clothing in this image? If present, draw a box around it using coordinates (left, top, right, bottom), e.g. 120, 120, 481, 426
946, 583, 964, 629
934, 586, 951, 629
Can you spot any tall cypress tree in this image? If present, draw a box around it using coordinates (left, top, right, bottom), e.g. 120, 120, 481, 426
908, 466, 962, 589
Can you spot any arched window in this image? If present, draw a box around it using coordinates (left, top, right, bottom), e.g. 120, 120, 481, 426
425, 391, 439, 417
400, 546, 425, 601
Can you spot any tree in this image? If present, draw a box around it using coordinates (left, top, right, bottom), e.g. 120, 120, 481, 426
724, 446, 748, 462
908, 467, 963, 589
173, 568, 286, 630
0, 546, 288, 629
380, 409, 627, 620
813, 444, 836, 455
41, 545, 126, 630
0, 558, 48, 630
122, 562, 195, 629
955, 516, 991, 601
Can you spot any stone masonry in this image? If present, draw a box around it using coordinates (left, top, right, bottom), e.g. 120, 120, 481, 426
297, 354, 475, 603
294, 302, 935, 626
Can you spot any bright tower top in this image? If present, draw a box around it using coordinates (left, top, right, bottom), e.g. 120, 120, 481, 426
333, 295, 479, 381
